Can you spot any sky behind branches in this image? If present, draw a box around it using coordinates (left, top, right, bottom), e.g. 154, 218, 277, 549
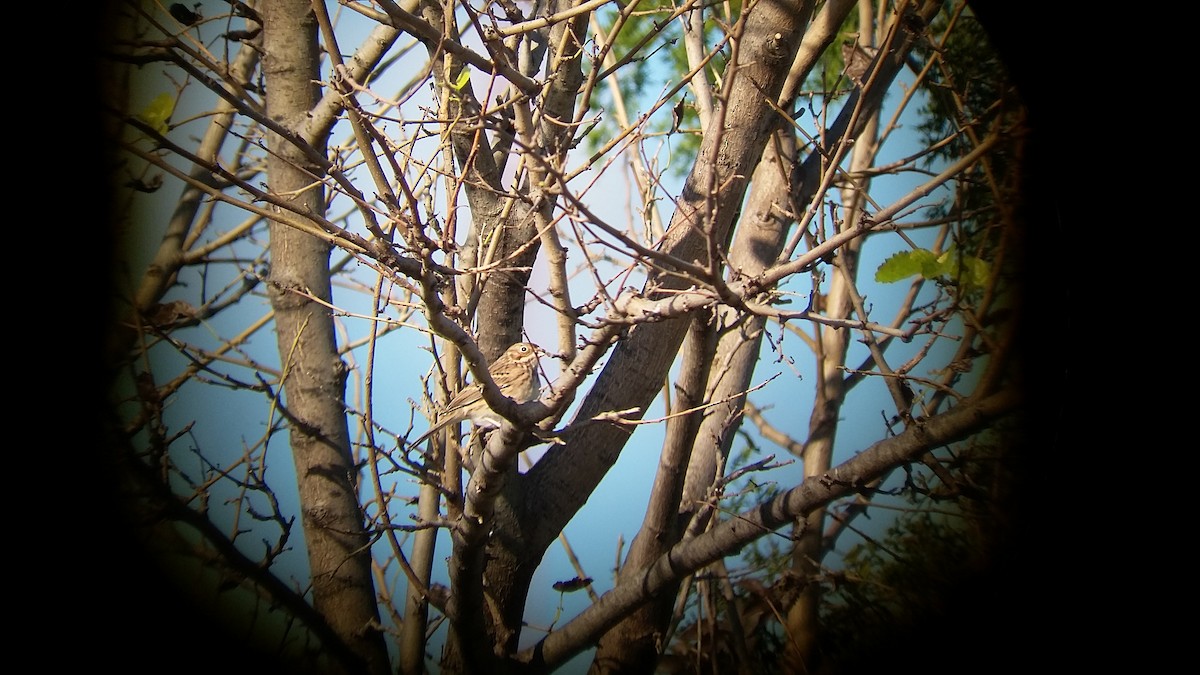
113, 3, 977, 669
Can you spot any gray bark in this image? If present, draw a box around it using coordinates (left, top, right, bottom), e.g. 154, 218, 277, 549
263, 3, 390, 673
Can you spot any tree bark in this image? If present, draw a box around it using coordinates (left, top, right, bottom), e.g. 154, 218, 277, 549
522, 1, 821, 671
263, 3, 390, 674
780, 0, 945, 667
519, 388, 1020, 672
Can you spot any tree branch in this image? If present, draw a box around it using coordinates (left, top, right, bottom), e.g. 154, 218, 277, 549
519, 387, 1020, 671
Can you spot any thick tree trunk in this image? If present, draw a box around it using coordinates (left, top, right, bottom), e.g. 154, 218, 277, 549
262, 4, 390, 674
558, 1, 821, 672
588, 0, 943, 669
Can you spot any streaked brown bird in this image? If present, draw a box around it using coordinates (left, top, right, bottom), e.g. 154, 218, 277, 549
409, 342, 543, 449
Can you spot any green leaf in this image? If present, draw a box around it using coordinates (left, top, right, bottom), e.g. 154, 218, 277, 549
138, 93, 175, 135
451, 67, 471, 91
876, 246, 992, 290
875, 249, 939, 283
938, 247, 992, 289
962, 255, 990, 288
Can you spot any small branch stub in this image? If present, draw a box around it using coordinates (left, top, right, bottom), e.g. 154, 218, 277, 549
763, 32, 790, 65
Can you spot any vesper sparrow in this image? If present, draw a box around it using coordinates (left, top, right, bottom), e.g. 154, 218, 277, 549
409, 342, 543, 448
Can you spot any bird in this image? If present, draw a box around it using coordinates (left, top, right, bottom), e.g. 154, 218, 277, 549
408, 342, 543, 450
841, 40, 880, 88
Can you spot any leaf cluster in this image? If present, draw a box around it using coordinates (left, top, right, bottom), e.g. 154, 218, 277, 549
875, 245, 990, 291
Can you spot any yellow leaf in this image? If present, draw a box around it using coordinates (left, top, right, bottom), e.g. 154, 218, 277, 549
138, 93, 175, 135
451, 68, 471, 92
